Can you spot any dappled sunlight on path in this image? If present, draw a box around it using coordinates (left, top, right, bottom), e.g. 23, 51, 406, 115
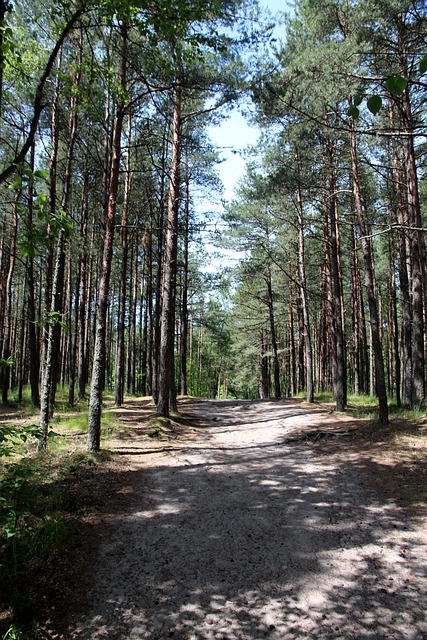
66, 399, 427, 640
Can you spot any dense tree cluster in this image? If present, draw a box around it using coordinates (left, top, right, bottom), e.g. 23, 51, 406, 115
0, 0, 425, 446
224, 0, 426, 423
0, 0, 258, 449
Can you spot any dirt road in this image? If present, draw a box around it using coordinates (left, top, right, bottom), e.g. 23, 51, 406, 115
63, 399, 427, 639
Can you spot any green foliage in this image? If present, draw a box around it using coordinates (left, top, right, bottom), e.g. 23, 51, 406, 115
8, 167, 73, 260
0, 356, 14, 368
2, 624, 23, 639
0, 423, 40, 458
0, 400, 106, 633
0, 16, 23, 69
39, 310, 67, 331
366, 94, 382, 115
384, 75, 407, 95
0, 452, 71, 633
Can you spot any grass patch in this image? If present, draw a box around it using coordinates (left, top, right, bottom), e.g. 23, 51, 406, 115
0, 397, 119, 636
147, 416, 173, 438
315, 392, 333, 404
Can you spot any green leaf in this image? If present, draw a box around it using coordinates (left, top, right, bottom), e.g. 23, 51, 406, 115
9, 177, 22, 190
33, 169, 49, 180
347, 105, 360, 119
47, 430, 63, 438
420, 54, 427, 75
385, 75, 407, 95
353, 95, 363, 107
367, 95, 382, 115
0, 355, 14, 367
21, 239, 36, 258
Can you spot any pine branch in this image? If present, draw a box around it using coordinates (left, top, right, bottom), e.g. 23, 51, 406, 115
0, 4, 86, 184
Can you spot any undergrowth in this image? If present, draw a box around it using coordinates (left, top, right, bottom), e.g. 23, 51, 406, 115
0, 396, 116, 638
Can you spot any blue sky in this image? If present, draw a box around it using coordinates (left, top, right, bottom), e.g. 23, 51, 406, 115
208, 0, 292, 200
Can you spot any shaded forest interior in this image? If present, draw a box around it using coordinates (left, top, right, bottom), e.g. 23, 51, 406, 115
0, 0, 426, 450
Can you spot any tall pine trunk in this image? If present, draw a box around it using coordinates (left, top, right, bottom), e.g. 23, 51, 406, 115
26, 145, 40, 406
296, 175, 314, 403
87, 25, 127, 451
397, 16, 425, 409
1, 199, 17, 402
115, 116, 132, 407
349, 123, 388, 425
157, 80, 182, 418
180, 163, 190, 396
266, 269, 281, 399
325, 141, 346, 410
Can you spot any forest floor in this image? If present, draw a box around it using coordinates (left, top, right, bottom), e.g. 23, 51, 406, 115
12, 398, 427, 638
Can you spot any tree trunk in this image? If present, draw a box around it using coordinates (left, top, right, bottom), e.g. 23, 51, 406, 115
180, 163, 190, 396
115, 115, 132, 407
157, 79, 182, 418
128, 243, 138, 395
349, 123, 388, 425
325, 141, 346, 410
87, 25, 127, 451
397, 16, 425, 410
266, 270, 281, 399
288, 289, 296, 396
39, 229, 65, 449
151, 129, 168, 405
0, 0, 10, 121
259, 328, 269, 399
145, 221, 153, 396
26, 146, 40, 406
1, 199, 17, 402
68, 254, 80, 406
296, 176, 314, 403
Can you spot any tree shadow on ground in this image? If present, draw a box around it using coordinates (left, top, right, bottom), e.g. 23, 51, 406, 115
36, 400, 427, 640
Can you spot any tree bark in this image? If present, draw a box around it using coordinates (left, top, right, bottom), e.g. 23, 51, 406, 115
115, 115, 132, 407
296, 175, 314, 403
157, 79, 182, 418
325, 141, 346, 410
180, 163, 190, 396
397, 15, 425, 410
26, 145, 40, 406
266, 270, 281, 399
349, 123, 388, 425
87, 25, 127, 451
259, 328, 269, 399
1, 197, 17, 402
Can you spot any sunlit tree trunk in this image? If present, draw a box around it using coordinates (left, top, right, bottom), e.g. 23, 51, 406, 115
266, 269, 281, 399
88, 25, 127, 451
1, 197, 17, 402
26, 145, 40, 406
325, 140, 346, 410
157, 79, 182, 417
349, 122, 388, 425
288, 289, 296, 396
296, 174, 314, 403
115, 115, 132, 407
180, 162, 190, 396
77, 177, 89, 401
397, 16, 425, 410
259, 328, 269, 398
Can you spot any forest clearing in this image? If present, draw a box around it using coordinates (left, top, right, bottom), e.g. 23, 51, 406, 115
1, 396, 427, 638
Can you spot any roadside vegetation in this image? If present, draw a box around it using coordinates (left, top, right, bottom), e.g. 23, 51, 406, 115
0, 393, 115, 638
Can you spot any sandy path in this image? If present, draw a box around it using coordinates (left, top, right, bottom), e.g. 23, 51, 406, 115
66, 399, 427, 639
